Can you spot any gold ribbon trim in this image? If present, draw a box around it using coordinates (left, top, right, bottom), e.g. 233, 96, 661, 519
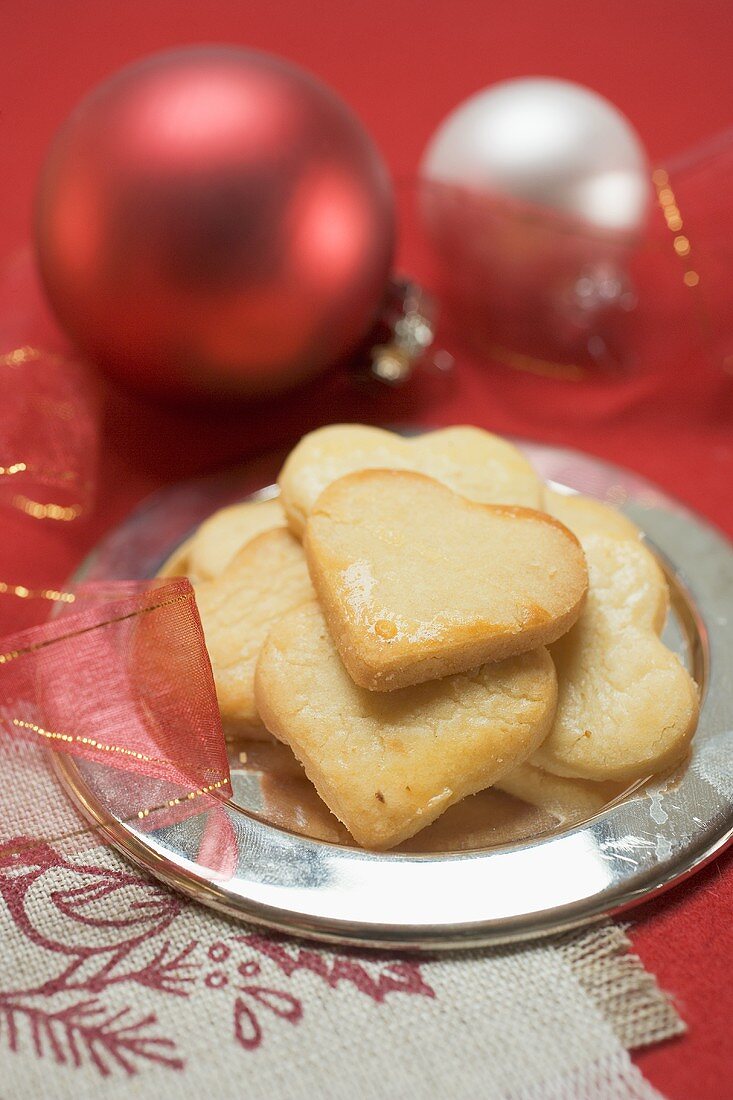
0, 590, 191, 665
652, 168, 700, 288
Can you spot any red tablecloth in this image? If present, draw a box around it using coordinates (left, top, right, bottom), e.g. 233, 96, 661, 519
4, 4, 733, 1097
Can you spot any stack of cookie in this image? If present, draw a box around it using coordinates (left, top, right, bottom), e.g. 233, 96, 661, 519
166, 426, 699, 850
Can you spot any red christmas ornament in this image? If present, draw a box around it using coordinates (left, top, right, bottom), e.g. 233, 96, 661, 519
35, 47, 394, 400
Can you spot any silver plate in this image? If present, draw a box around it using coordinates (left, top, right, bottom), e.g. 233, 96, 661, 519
56, 440, 733, 950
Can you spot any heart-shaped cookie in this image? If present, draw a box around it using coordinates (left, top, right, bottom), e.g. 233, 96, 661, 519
255, 601, 557, 849
195, 527, 315, 738
278, 424, 543, 536
531, 534, 699, 782
543, 490, 641, 542
188, 498, 286, 581
495, 763, 627, 823
304, 469, 588, 691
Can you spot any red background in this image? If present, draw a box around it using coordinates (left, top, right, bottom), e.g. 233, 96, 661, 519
3, 3, 733, 1096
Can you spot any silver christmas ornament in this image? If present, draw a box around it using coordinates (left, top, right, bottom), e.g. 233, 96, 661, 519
420, 78, 652, 365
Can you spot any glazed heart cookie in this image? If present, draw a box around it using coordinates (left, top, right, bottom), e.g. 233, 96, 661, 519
187, 498, 287, 581
532, 534, 699, 782
255, 601, 558, 849
195, 527, 315, 738
278, 424, 543, 536
304, 469, 588, 691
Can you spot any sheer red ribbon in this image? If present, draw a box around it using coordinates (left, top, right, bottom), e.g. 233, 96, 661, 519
0, 252, 234, 863
0, 248, 97, 521
0, 579, 231, 816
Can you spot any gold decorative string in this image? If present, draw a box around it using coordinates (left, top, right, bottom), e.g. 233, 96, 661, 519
11, 718, 229, 808
0, 776, 231, 862
0, 462, 84, 520
2, 344, 88, 520
653, 169, 700, 288
0, 589, 191, 665
11, 496, 82, 522
0, 581, 75, 603
136, 778, 230, 817
0, 466, 79, 484
12, 719, 164, 765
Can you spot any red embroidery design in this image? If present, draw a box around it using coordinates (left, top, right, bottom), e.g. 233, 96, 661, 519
0, 836, 437, 1076
239, 934, 436, 1003
0, 837, 185, 1075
